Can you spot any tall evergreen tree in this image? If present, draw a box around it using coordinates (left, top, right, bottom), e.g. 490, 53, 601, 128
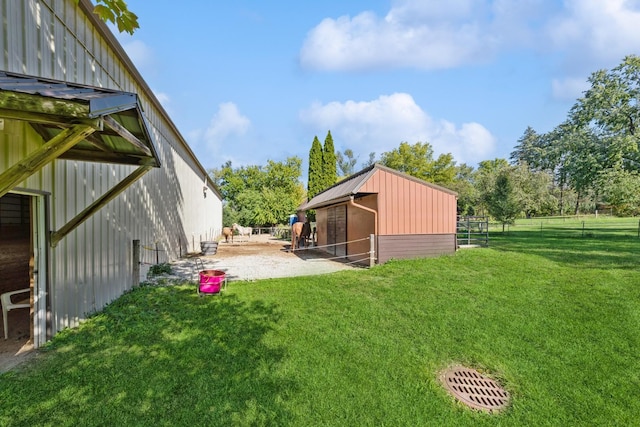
510, 126, 544, 169
322, 131, 337, 189
307, 136, 324, 200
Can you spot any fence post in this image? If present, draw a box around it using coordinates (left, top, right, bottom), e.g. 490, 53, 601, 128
369, 234, 375, 268
132, 239, 140, 288
485, 218, 489, 246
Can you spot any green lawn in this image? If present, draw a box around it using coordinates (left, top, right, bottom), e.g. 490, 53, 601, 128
1, 225, 639, 426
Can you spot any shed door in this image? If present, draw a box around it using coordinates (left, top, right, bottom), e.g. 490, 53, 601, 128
327, 205, 347, 257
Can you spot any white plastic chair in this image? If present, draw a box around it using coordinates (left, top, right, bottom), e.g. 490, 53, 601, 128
1, 288, 30, 340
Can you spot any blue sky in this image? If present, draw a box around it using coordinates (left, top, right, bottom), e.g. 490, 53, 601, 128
114, 0, 640, 173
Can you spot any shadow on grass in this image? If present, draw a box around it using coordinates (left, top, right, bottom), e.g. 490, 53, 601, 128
0, 285, 294, 426
489, 230, 640, 269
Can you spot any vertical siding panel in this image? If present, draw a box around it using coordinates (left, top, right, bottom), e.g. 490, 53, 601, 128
384, 171, 392, 235
25, 1, 39, 75
392, 173, 399, 235
400, 176, 408, 234
52, 0, 66, 79
430, 187, 436, 234
435, 189, 441, 233
376, 171, 385, 235
0, 1, 5, 70
418, 182, 424, 234
40, 2, 53, 77
409, 180, 416, 234
1, 0, 9, 69
6, 1, 21, 71
417, 183, 424, 234
391, 172, 398, 235
61, 161, 72, 330
422, 184, 428, 234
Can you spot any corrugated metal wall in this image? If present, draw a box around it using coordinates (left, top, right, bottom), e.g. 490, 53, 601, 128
0, 0, 223, 335
359, 168, 457, 235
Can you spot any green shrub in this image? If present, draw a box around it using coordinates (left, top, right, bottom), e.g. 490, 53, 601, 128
147, 263, 172, 278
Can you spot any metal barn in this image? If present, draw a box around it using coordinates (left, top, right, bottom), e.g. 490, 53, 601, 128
0, 0, 223, 348
299, 164, 458, 265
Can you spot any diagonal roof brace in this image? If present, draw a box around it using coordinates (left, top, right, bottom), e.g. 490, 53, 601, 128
50, 162, 154, 247
0, 124, 96, 199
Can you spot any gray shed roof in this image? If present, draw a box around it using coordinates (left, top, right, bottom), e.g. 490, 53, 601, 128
298, 163, 457, 211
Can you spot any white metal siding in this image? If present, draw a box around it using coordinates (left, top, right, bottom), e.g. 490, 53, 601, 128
0, 0, 223, 337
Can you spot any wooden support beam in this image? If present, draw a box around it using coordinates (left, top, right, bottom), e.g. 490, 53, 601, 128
103, 115, 151, 156
50, 164, 153, 247
0, 124, 96, 198
0, 91, 90, 118
84, 133, 114, 152
0, 108, 102, 129
59, 148, 147, 166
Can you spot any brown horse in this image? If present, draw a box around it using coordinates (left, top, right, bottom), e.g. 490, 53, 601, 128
291, 222, 304, 252
301, 220, 312, 247
222, 227, 233, 243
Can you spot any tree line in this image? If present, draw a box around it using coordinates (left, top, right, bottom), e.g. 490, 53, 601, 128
211, 55, 640, 228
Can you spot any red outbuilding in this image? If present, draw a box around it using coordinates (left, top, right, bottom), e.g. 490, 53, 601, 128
299, 163, 458, 265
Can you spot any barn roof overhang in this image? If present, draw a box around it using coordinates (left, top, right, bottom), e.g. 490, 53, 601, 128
0, 71, 161, 246
0, 71, 160, 171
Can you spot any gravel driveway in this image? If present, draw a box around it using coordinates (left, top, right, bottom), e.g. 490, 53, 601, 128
168, 234, 357, 282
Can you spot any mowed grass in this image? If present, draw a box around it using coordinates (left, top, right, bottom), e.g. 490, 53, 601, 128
1, 227, 639, 426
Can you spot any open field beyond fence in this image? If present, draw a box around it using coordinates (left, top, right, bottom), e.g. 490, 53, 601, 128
489, 215, 640, 239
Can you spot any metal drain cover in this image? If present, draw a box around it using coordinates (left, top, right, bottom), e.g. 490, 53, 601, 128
440, 366, 510, 412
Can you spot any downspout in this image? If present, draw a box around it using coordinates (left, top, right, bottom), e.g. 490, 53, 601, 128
349, 195, 378, 236
349, 196, 378, 266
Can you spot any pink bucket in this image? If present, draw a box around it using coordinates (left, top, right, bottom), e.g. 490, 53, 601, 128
199, 269, 225, 294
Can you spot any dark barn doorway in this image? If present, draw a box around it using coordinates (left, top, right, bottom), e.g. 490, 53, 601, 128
0, 193, 32, 342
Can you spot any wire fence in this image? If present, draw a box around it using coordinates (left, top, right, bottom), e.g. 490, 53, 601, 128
289, 236, 375, 266
457, 216, 489, 247
492, 217, 640, 239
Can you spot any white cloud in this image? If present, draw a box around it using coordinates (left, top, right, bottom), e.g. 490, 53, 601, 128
298, 0, 560, 71
299, 93, 495, 163
121, 39, 154, 70
300, 0, 640, 102
205, 102, 251, 141
548, 0, 640, 65
299, 6, 495, 71
202, 102, 251, 151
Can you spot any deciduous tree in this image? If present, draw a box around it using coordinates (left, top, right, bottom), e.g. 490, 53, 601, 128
380, 142, 456, 186
336, 149, 358, 177
211, 157, 303, 227
76, 0, 139, 34
485, 169, 522, 231
570, 55, 640, 170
